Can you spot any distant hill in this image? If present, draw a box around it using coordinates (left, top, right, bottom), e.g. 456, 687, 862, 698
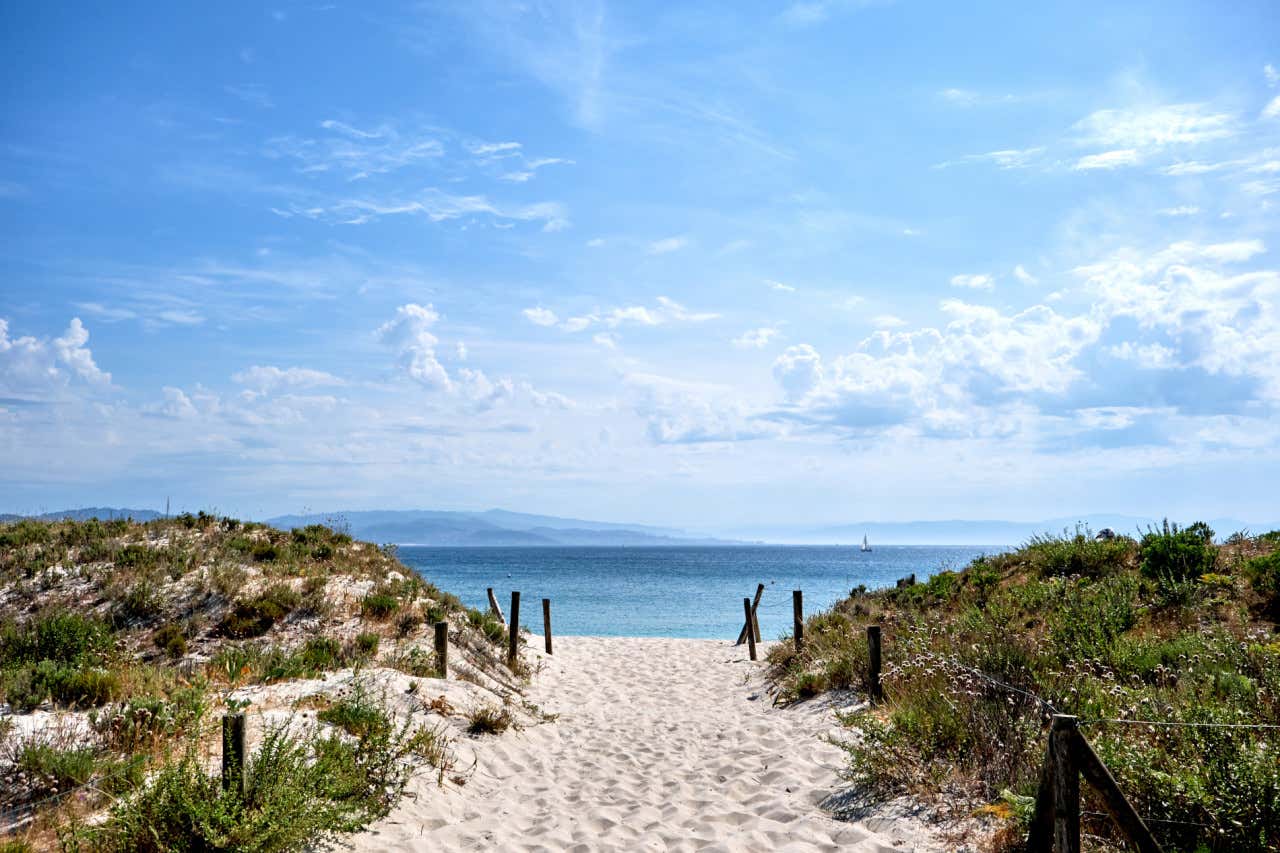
265, 509, 739, 547
0, 507, 163, 524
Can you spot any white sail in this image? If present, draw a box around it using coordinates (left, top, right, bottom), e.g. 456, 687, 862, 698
861, 534, 871, 552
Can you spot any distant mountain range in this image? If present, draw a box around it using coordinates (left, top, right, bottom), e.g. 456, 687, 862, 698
265, 509, 742, 547
2, 507, 1275, 547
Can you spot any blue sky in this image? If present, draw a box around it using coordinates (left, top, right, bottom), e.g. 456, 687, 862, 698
2, 1, 1278, 529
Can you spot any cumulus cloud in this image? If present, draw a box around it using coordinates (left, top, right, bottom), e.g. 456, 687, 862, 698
765, 279, 796, 292
732, 328, 779, 349
950, 273, 994, 290
376, 303, 450, 390
626, 372, 776, 444
1, 317, 111, 400
1013, 265, 1038, 285
1264, 96, 1280, 120
145, 386, 199, 419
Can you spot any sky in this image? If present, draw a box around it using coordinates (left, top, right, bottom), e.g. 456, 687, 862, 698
1, 1, 1279, 530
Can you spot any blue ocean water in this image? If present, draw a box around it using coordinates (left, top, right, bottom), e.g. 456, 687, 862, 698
398, 545, 995, 640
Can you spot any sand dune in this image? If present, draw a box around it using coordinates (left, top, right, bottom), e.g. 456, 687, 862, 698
349, 636, 964, 852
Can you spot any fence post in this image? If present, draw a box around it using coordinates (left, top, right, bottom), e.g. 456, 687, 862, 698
221, 712, 247, 797
736, 583, 765, 645
866, 625, 882, 704
542, 598, 553, 655
487, 587, 506, 626
508, 591, 521, 670
434, 621, 449, 678
1051, 715, 1081, 853
743, 597, 758, 661
1028, 729, 1056, 852
792, 590, 804, 651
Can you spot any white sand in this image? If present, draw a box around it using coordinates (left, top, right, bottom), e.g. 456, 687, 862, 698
349, 636, 961, 852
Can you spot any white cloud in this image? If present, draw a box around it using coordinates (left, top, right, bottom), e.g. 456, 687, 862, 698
648, 236, 689, 255
585, 238, 605, 248
276, 189, 570, 232
146, 386, 199, 419
376, 303, 450, 391
53, 319, 110, 385
950, 273, 995, 290
225, 84, 273, 109
732, 327, 779, 349
1263, 96, 1280, 120
561, 315, 595, 333
1073, 149, 1141, 171
1013, 265, 1038, 285
0, 317, 111, 399
654, 296, 717, 323
592, 332, 617, 349
1267, 64, 1280, 88
1158, 205, 1200, 217
232, 365, 345, 392
870, 314, 907, 328
522, 307, 559, 327
765, 279, 796, 292
773, 344, 825, 401
935, 147, 1045, 170
1073, 104, 1235, 149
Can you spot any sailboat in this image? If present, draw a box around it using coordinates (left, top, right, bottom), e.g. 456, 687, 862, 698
860, 534, 872, 553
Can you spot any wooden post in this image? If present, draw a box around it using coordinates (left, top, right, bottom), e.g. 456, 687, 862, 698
487, 587, 506, 626
866, 625, 882, 703
1051, 715, 1081, 853
508, 591, 521, 670
743, 597, 757, 661
542, 598, 553, 655
434, 621, 449, 678
1027, 732, 1056, 852
792, 590, 804, 652
221, 712, 247, 797
736, 583, 765, 645
1074, 730, 1164, 853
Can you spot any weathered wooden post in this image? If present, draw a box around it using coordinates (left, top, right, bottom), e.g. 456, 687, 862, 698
743, 597, 757, 661
736, 583, 765, 645
508, 591, 521, 670
866, 624, 882, 703
434, 621, 449, 678
221, 712, 247, 797
1051, 715, 1081, 853
542, 598, 553, 655
792, 590, 804, 651
487, 587, 506, 626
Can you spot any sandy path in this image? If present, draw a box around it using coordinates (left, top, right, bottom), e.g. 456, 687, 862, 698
349, 636, 937, 852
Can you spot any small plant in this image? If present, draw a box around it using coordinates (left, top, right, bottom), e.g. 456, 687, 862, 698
15, 742, 98, 796
464, 703, 515, 735
152, 624, 187, 658
361, 588, 400, 619
354, 632, 380, 659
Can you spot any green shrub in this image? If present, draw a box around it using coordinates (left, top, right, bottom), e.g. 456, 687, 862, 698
360, 589, 400, 619
1023, 528, 1135, 578
16, 742, 98, 796
318, 686, 391, 739
0, 519, 52, 549
1244, 550, 1280, 617
218, 585, 301, 639
354, 632, 380, 659
153, 624, 188, 658
115, 544, 157, 569
1, 613, 113, 666
1140, 519, 1216, 583
92, 689, 207, 751
251, 541, 279, 563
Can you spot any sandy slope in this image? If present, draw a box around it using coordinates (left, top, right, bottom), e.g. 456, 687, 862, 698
348, 636, 958, 852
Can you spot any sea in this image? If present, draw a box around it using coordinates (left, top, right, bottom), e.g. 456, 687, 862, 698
397, 545, 995, 640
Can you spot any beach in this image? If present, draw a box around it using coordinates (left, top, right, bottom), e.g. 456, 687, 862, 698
350, 636, 957, 852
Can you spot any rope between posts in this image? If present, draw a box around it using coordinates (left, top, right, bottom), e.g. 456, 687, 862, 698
1079, 717, 1280, 730
929, 654, 1061, 716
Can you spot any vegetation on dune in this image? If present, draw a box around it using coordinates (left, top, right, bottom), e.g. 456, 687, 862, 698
769, 522, 1280, 852
0, 513, 515, 850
